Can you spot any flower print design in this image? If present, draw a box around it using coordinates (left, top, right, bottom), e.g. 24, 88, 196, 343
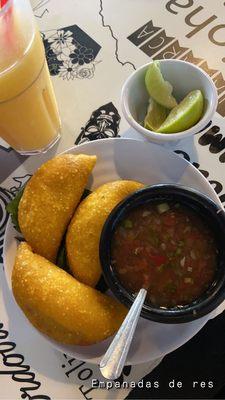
45, 46, 62, 75
75, 102, 120, 145
48, 30, 73, 53
70, 45, 94, 65
76, 62, 95, 79
42, 25, 101, 79
59, 60, 77, 80
55, 44, 76, 62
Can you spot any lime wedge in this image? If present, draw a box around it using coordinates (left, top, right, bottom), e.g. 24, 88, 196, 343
145, 61, 177, 109
144, 98, 167, 131
157, 90, 204, 133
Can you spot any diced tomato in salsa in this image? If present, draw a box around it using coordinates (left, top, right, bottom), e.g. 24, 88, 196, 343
111, 202, 217, 308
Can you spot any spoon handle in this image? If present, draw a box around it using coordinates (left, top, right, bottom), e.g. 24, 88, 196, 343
100, 288, 147, 380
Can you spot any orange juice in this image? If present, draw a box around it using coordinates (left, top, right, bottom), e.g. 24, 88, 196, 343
0, 0, 61, 154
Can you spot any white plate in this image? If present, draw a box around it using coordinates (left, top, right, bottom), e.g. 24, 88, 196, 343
3, 138, 221, 365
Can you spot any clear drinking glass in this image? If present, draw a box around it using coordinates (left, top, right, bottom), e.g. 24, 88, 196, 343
0, 0, 61, 154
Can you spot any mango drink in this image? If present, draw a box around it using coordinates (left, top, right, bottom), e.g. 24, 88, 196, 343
0, 0, 61, 154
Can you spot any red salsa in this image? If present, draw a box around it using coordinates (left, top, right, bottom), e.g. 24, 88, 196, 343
111, 202, 217, 308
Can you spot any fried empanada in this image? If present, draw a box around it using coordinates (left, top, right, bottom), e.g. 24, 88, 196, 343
18, 154, 96, 262
66, 180, 144, 287
12, 242, 127, 345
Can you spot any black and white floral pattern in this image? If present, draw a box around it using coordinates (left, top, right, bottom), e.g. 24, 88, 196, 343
42, 25, 101, 80
70, 45, 94, 65
75, 102, 121, 144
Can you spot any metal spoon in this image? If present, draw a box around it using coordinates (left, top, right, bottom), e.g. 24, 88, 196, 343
99, 288, 147, 380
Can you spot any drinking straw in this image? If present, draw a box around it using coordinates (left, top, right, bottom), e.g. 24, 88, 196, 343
0, 0, 8, 8
1, 0, 14, 51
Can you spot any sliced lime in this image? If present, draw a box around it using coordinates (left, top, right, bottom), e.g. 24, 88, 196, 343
157, 90, 204, 133
145, 61, 177, 109
144, 98, 167, 131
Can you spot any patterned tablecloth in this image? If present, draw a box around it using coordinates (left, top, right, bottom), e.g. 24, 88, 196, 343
1, 1, 225, 399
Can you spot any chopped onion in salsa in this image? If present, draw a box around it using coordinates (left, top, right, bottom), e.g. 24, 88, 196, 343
111, 202, 217, 308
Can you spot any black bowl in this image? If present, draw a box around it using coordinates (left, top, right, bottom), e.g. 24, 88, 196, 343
99, 184, 225, 323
